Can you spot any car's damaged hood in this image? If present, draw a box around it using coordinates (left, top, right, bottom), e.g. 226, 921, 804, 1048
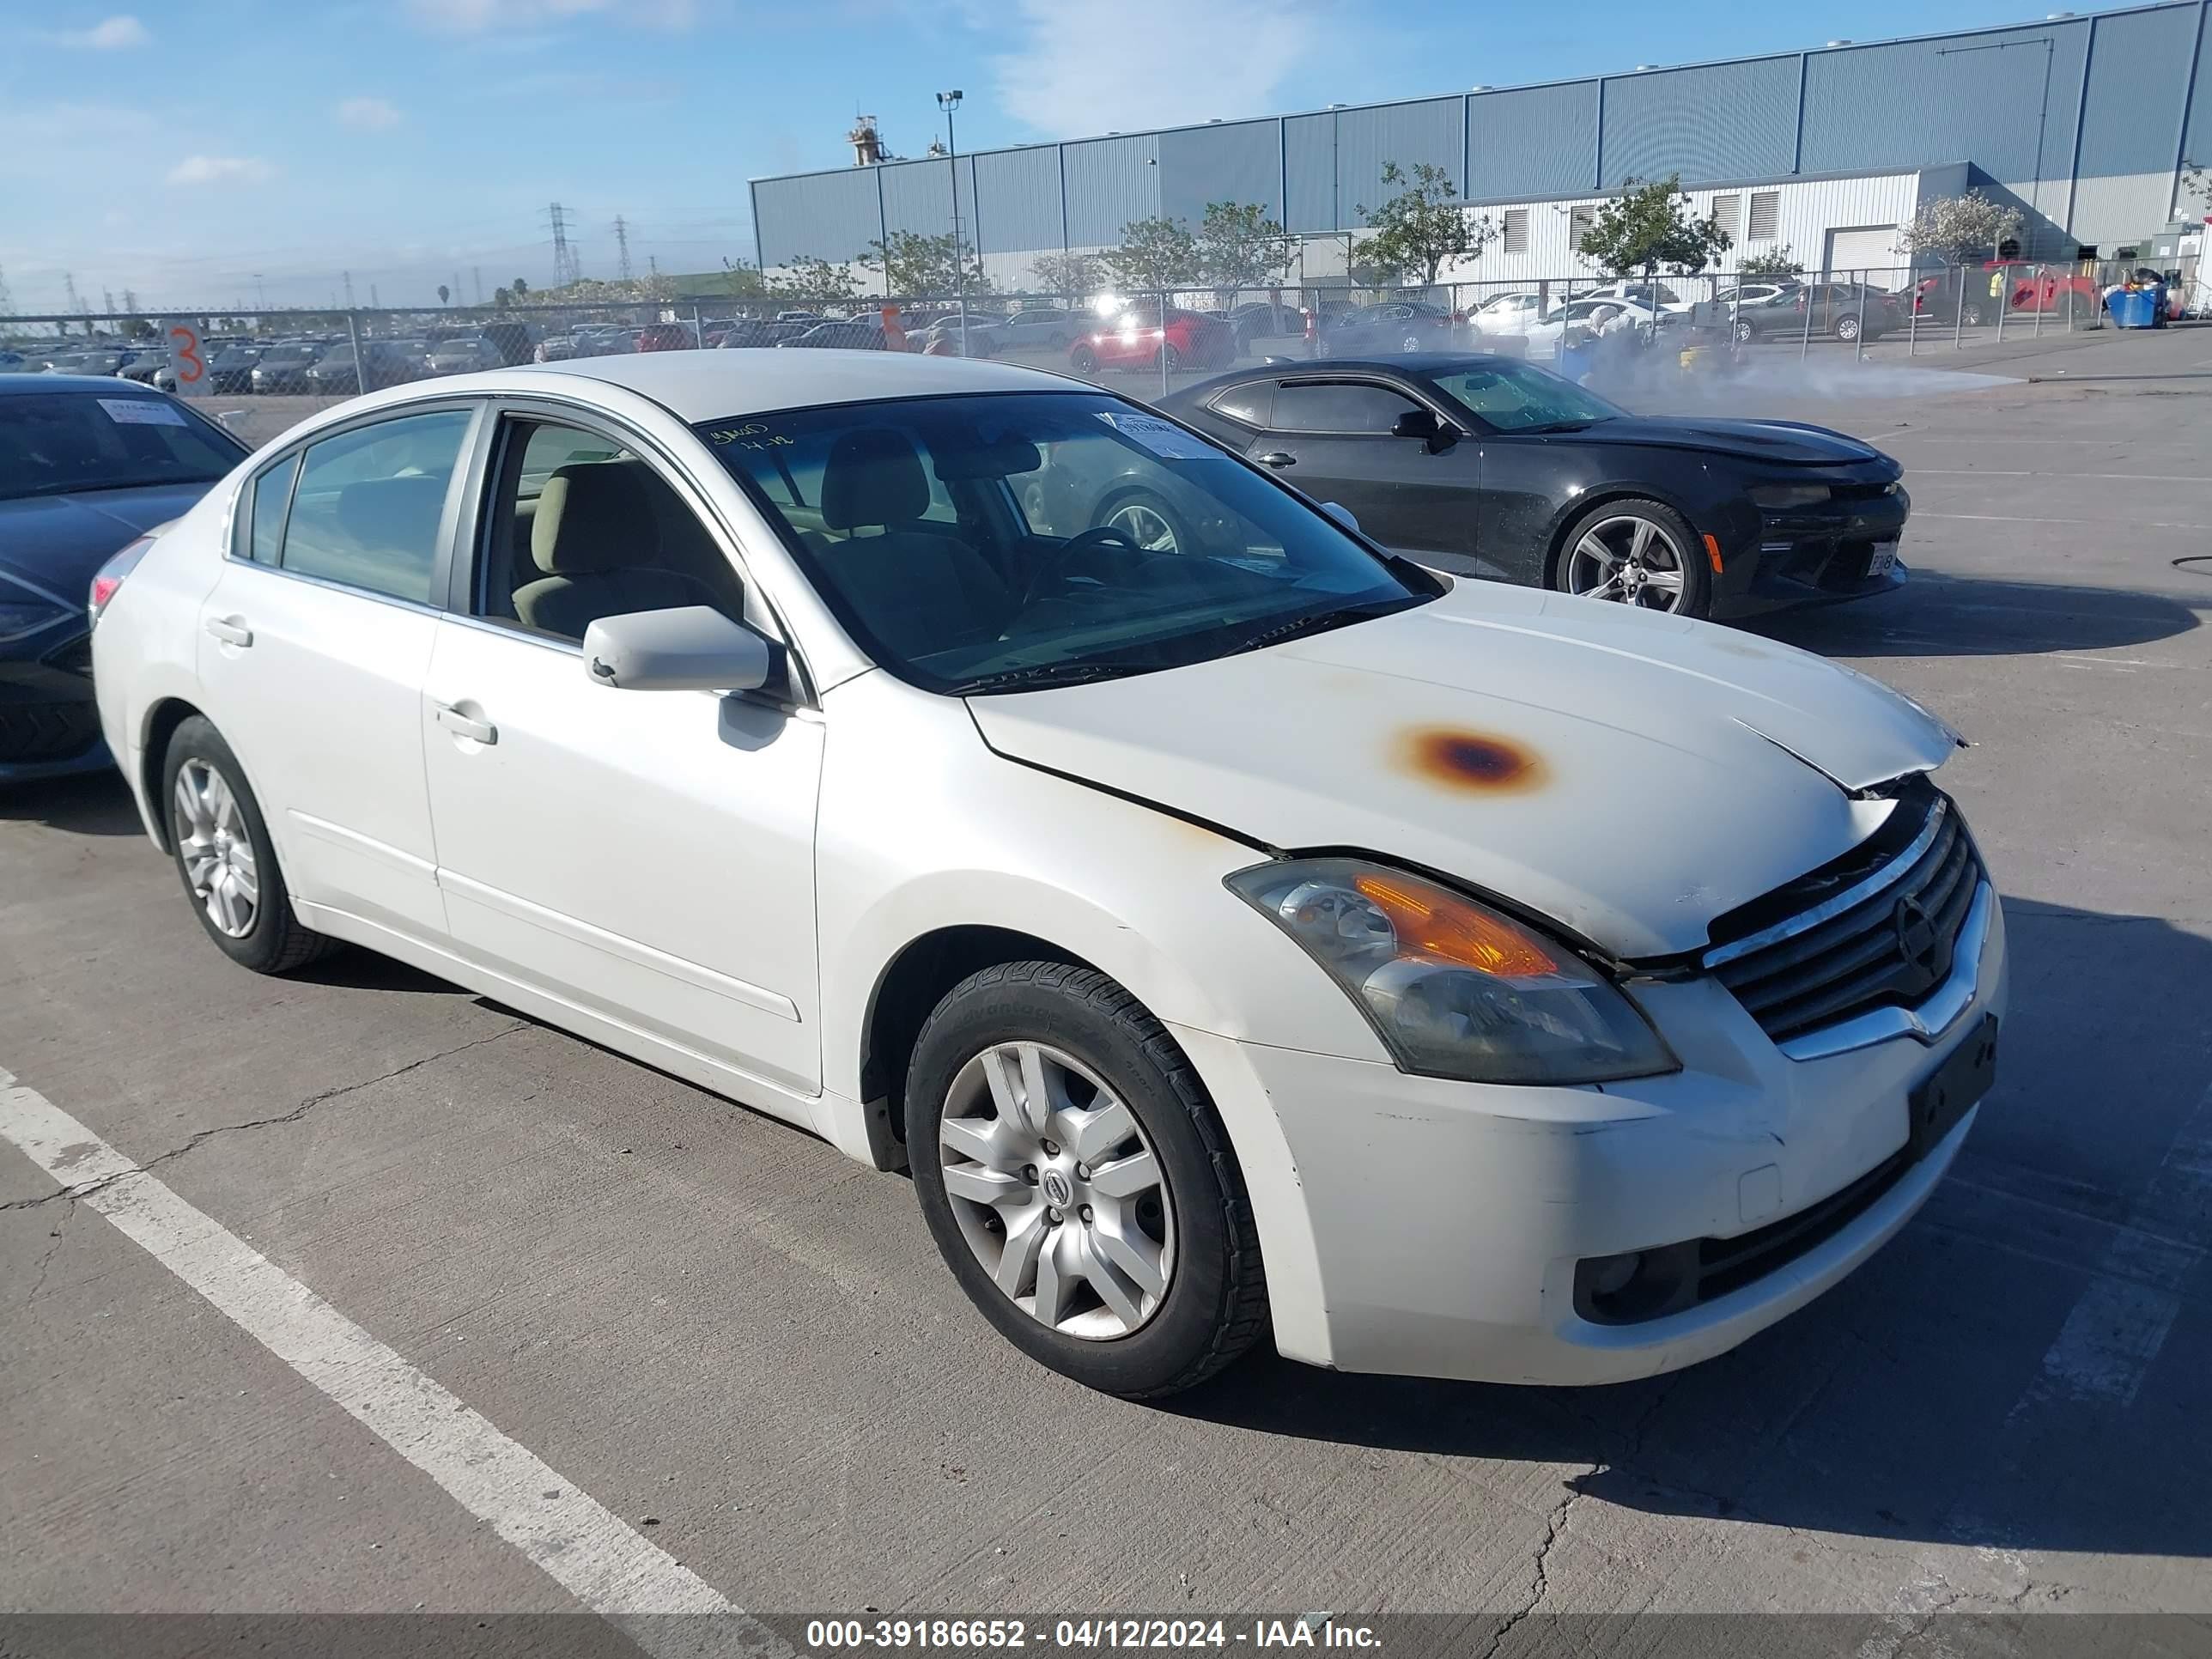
968, 583, 1960, 958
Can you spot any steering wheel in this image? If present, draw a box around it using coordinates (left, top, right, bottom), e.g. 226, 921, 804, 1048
1018, 523, 1139, 607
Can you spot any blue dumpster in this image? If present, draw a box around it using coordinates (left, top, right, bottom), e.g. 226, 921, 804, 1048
2109, 288, 2162, 329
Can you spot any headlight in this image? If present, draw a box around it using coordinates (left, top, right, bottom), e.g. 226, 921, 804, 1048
0, 576, 70, 643
1226, 858, 1677, 1085
1748, 483, 1832, 509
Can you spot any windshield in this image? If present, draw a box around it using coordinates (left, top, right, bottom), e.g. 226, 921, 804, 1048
1421, 361, 1625, 433
0, 390, 242, 501
697, 390, 1433, 693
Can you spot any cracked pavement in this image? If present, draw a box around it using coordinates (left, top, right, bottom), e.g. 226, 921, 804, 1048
3, 329, 2210, 1635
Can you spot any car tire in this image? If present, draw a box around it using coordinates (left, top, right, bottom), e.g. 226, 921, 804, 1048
907, 961, 1269, 1399
1835, 315, 1861, 342
1070, 344, 1100, 374
1401, 332, 1423, 353
1732, 319, 1755, 343
161, 716, 339, 975
1553, 496, 1713, 618
1156, 343, 1182, 375
1960, 302, 1984, 327
1097, 489, 1194, 556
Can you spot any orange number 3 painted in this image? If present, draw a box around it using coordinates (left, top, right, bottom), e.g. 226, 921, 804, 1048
169, 325, 205, 385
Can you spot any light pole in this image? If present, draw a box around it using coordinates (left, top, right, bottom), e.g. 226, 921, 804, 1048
937, 88, 963, 295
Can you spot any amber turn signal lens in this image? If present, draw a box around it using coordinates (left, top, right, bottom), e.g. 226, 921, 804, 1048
1352, 872, 1558, 978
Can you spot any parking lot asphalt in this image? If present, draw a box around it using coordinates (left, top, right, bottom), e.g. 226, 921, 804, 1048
4, 324, 2209, 1642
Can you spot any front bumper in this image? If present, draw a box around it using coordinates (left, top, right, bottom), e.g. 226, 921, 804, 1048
1174, 888, 2008, 1386
1715, 490, 1911, 617
1, 629, 110, 783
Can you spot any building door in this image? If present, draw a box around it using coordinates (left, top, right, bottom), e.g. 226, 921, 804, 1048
1826, 227, 1903, 289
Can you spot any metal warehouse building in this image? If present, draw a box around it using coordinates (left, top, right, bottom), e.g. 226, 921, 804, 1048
750, 0, 2211, 289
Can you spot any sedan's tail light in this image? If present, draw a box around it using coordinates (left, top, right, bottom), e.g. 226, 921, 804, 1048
89, 534, 158, 627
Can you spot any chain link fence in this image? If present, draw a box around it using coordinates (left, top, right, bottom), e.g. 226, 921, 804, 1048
0, 258, 2168, 448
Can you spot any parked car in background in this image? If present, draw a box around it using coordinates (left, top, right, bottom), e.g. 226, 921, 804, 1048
425, 337, 500, 375
1162, 353, 1910, 619
1316, 301, 1459, 357
53, 349, 133, 378
717, 319, 812, 349
1579, 279, 1696, 316
996, 307, 1086, 349
1225, 301, 1304, 343
1068, 305, 1236, 374
917, 315, 1006, 356
1466, 292, 1548, 337
250, 342, 325, 394
1521, 296, 1658, 360
776, 320, 897, 350
205, 343, 264, 394
302, 340, 425, 395
0, 375, 247, 781
1731, 283, 1902, 343
88, 349, 2003, 1401
636, 321, 701, 353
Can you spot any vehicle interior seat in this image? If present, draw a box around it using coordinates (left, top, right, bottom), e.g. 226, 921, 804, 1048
813, 428, 1014, 659
334, 474, 451, 562
513, 460, 730, 640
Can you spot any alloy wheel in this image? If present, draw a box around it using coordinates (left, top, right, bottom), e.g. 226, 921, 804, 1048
173, 758, 259, 938
937, 1041, 1175, 1340
1565, 514, 1689, 611
1103, 500, 1182, 554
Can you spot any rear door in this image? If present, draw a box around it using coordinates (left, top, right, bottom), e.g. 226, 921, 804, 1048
193, 402, 483, 939
1248, 379, 1480, 563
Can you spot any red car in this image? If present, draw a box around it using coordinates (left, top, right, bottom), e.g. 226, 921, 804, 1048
1068, 306, 1235, 374
635, 321, 700, 352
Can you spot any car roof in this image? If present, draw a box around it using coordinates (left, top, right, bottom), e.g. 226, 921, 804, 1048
0, 373, 173, 398
483, 346, 1064, 418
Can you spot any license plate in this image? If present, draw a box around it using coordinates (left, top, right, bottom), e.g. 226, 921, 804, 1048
1868, 540, 1899, 577
1909, 1015, 1998, 1158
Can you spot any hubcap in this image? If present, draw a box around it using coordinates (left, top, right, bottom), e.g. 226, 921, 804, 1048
1565, 514, 1689, 612
1103, 501, 1180, 554
173, 758, 259, 938
938, 1042, 1175, 1340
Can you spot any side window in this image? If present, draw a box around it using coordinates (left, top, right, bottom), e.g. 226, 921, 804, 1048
478, 416, 746, 643
1273, 382, 1423, 435
1207, 381, 1274, 428
280, 409, 472, 603
245, 452, 300, 564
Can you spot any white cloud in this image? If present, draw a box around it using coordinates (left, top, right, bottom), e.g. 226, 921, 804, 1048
166, 155, 275, 185
337, 96, 403, 130
405, 0, 693, 33
48, 14, 150, 48
989, 0, 1318, 138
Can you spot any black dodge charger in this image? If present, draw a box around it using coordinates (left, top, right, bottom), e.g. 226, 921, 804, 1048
1, 376, 248, 783
1155, 353, 1908, 620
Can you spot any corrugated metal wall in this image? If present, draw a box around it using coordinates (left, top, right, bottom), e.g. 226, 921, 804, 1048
1159, 120, 1281, 225
1600, 58, 1799, 186
1467, 82, 1599, 200
971, 147, 1062, 254
1283, 114, 1335, 231
753, 168, 879, 267
1334, 97, 1464, 222
1061, 133, 1159, 246
750, 3, 2211, 274
878, 156, 978, 248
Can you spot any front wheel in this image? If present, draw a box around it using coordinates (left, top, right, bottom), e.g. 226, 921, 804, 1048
1097, 489, 1193, 556
1835, 314, 1862, 342
1732, 319, 1755, 343
1069, 343, 1100, 374
161, 716, 338, 974
1554, 498, 1712, 617
908, 962, 1268, 1398
1960, 301, 1984, 327
1154, 343, 1182, 375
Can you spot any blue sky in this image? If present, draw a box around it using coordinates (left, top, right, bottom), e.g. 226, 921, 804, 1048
0, 0, 2130, 313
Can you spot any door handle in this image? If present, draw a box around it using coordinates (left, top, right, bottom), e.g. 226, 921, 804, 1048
204, 617, 252, 647
1255, 452, 1297, 468
434, 704, 497, 744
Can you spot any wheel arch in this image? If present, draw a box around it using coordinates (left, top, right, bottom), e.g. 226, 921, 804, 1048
1542, 483, 1704, 589
137, 696, 210, 851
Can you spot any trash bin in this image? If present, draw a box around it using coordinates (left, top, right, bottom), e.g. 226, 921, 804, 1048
2109, 289, 2161, 329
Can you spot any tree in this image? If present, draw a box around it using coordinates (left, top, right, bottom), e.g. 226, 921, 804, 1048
860, 229, 988, 297
1577, 173, 1732, 283
125, 317, 155, 339
768, 255, 860, 303
1895, 189, 2028, 262
717, 258, 768, 298
1355, 161, 1492, 287
511, 276, 529, 299
1028, 250, 1103, 298
1194, 200, 1292, 295
436, 283, 450, 306
1098, 216, 1200, 293
1738, 245, 1802, 278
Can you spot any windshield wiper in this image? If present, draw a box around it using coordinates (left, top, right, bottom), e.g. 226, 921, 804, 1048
1225, 598, 1410, 656
1516, 420, 1601, 434
3, 474, 216, 500
942, 660, 1162, 695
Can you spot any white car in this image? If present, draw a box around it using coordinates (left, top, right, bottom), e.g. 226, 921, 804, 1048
88, 350, 2007, 1397
1578, 279, 1697, 316
1522, 296, 1657, 360
1467, 292, 1548, 337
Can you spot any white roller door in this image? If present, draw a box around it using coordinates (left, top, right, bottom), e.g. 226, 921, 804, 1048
1826, 226, 1903, 285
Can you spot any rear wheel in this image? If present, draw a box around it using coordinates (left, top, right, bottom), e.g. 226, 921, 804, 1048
1732, 319, 1755, 343
1069, 343, 1100, 374
1097, 489, 1193, 556
161, 716, 337, 974
1835, 314, 1862, 342
1554, 498, 1711, 618
908, 963, 1268, 1398
1154, 343, 1182, 375
1960, 301, 1985, 327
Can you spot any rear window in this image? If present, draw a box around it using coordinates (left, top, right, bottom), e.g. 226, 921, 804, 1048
0, 391, 242, 503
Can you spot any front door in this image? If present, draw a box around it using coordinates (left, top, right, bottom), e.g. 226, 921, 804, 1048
1248, 380, 1480, 567
419, 412, 823, 1097
194, 404, 481, 939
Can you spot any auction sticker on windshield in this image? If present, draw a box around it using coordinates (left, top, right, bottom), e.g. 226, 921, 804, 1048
98, 398, 189, 427
1096, 410, 1218, 460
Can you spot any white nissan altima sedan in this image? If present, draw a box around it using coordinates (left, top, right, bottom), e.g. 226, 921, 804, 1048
88, 349, 2006, 1396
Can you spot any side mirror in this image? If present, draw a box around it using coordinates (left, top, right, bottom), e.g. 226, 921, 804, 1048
1319, 501, 1360, 535
1391, 408, 1456, 451
581, 605, 775, 693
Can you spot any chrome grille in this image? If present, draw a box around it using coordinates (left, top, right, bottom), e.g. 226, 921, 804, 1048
1705, 792, 1983, 1048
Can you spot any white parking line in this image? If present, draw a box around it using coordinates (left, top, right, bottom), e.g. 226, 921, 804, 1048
2008, 1077, 2212, 1414
1909, 470, 2209, 482
1914, 512, 2212, 529
0, 1065, 788, 1658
